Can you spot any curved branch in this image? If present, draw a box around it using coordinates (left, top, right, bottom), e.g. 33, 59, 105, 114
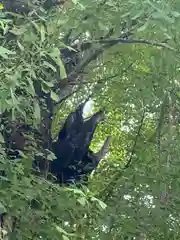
84, 38, 174, 50
94, 136, 112, 161
66, 37, 174, 85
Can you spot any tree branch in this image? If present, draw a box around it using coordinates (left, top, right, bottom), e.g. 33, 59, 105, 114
94, 136, 112, 161
92, 38, 174, 50
67, 36, 174, 84
55, 86, 81, 105
66, 28, 135, 81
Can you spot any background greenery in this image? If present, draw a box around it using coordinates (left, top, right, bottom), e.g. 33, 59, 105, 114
0, 0, 180, 239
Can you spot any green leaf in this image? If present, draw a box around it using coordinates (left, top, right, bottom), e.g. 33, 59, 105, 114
31, 21, 40, 32
43, 81, 54, 88
152, 12, 174, 23
17, 40, 24, 51
43, 61, 57, 72
9, 26, 26, 36
59, 42, 77, 52
66, 188, 86, 196
77, 196, 87, 206
34, 101, 41, 123
42, 84, 50, 93
40, 25, 46, 43
62, 235, 70, 240
0, 132, 4, 143
46, 150, 56, 161
58, 57, 67, 79
23, 30, 38, 43
50, 90, 60, 102
0, 46, 16, 59
27, 78, 35, 96
171, 11, 180, 18
48, 47, 67, 79
56, 226, 69, 235
55, 226, 77, 237
98, 22, 108, 31
132, 10, 144, 20
137, 22, 149, 32
91, 197, 107, 209
0, 202, 7, 215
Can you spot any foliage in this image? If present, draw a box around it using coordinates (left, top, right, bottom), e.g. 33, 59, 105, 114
1, 0, 180, 239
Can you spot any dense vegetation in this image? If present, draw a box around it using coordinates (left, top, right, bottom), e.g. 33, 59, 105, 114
1, 0, 180, 239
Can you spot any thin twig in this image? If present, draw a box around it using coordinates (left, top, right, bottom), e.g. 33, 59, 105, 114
97, 110, 145, 201
124, 110, 145, 168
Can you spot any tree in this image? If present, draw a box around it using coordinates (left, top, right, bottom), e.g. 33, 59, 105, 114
0, 0, 180, 239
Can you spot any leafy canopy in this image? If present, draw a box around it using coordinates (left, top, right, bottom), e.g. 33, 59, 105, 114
0, 0, 180, 239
